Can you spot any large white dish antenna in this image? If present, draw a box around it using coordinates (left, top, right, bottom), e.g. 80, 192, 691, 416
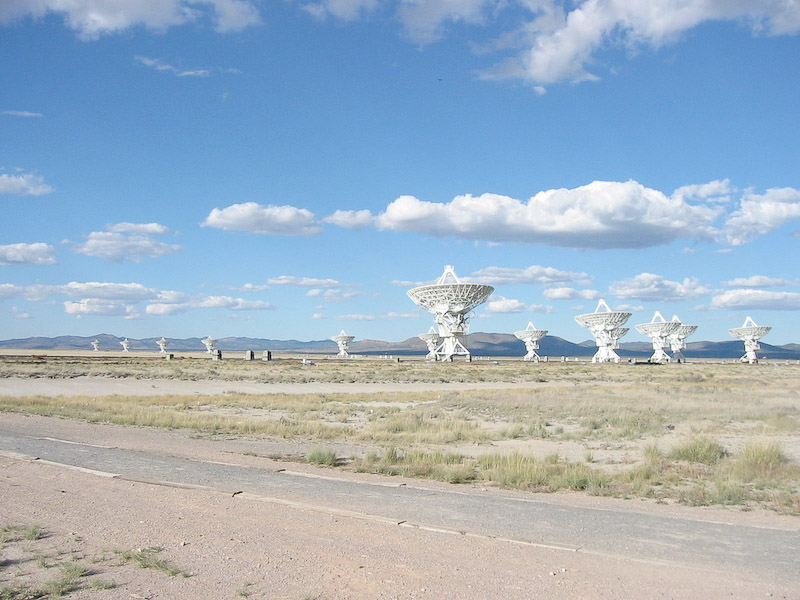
331, 329, 356, 358
668, 315, 697, 363
408, 265, 494, 361
729, 316, 771, 364
514, 322, 548, 362
635, 311, 681, 363
574, 299, 632, 363
418, 327, 440, 362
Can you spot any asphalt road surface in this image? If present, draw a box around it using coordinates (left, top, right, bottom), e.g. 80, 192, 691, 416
1, 423, 798, 587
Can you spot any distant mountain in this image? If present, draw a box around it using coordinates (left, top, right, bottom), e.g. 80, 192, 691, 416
1, 333, 799, 359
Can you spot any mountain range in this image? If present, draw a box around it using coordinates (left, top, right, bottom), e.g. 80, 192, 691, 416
2, 333, 799, 360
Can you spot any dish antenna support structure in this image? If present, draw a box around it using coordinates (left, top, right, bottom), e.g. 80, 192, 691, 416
514, 322, 548, 362
729, 316, 771, 364
668, 316, 697, 363
575, 299, 632, 363
331, 330, 355, 358
418, 327, 441, 362
636, 311, 681, 363
407, 265, 494, 362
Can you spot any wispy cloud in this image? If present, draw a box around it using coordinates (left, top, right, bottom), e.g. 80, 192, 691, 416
2, 110, 43, 118
0, 0, 261, 39
135, 56, 217, 77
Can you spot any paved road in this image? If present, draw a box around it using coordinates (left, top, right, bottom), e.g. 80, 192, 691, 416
1, 426, 798, 584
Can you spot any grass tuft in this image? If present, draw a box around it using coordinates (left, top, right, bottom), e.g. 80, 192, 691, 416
669, 438, 727, 465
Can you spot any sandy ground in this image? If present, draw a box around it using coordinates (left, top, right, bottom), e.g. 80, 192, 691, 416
2, 371, 800, 599
2, 413, 798, 600
0, 377, 542, 397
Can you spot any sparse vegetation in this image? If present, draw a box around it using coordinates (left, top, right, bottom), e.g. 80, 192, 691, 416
1, 358, 799, 512
115, 547, 186, 577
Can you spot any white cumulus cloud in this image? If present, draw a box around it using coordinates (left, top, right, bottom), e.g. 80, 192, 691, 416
543, 286, 599, 300
374, 180, 720, 249
0, 172, 53, 195
203, 202, 322, 236
72, 222, 180, 262
711, 289, 800, 311
481, 0, 800, 85
610, 273, 711, 301
0, 242, 56, 265
485, 296, 527, 313
64, 298, 141, 318
324, 209, 375, 229
724, 187, 800, 245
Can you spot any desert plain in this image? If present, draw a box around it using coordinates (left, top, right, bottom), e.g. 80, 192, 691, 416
1, 352, 799, 599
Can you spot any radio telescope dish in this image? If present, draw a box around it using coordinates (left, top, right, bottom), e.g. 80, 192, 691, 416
119, 338, 131, 353
91, 339, 101, 352
575, 299, 632, 363
418, 327, 441, 362
407, 265, 494, 361
202, 336, 216, 354
331, 330, 355, 358
156, 337, 169, 355
729, 316, 771, 364
668, 316, 697, 363
636, 311, 681, 363
514, 322, 548, 362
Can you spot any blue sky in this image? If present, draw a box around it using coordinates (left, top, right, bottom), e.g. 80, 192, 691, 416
2, 0, 800, 345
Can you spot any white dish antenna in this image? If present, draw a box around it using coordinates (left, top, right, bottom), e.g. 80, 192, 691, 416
91, 339, 100, 352
635, 311, 681, 363
668, 315, 697, 363
407, 265, 494, 361
119, 338, 131, 352
331, 329, 355, 358
417, 327, 441, 362
514, 322, 548, 362
202, 336, 216, 354
574, 299, 632, 363
157, 337, 169, 355
729, 316, 771, 364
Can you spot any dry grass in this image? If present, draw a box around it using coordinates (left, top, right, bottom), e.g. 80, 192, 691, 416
1, 358, 799, 512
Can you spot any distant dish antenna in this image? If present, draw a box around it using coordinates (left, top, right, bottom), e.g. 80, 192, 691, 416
407, 265, 494, 362
202, 336, 216, 354
668, 315, 697, 363
157, 337, 169, 355
119, 338, 130, 352
729, 316, 771, 364
418, 327, 440, 362
635, 311, 681, 363
574, 299, 632, 363
331, 330, 355, 358
514, 322, 548, 362
91, 339, 100, 352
